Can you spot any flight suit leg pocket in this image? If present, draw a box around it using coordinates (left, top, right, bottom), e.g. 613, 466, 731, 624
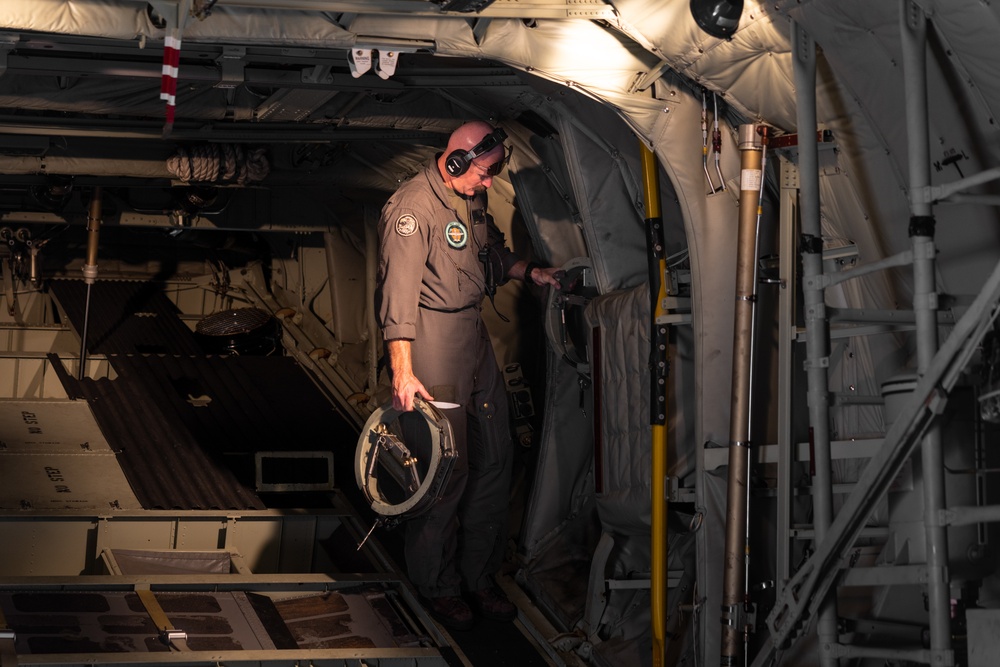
467, 400, 504, 471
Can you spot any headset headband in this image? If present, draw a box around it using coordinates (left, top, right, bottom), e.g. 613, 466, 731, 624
463, 127, 507, 162
445, 127, 509, 177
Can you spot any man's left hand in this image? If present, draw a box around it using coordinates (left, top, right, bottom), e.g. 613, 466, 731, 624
525, 264, 565, 289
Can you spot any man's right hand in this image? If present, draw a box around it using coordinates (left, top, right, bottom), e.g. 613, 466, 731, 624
392, 370, 434, 412
387, 339, 434, 411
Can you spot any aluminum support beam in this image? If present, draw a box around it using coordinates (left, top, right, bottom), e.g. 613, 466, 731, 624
901, 0, 952, 656
765, 255, 1000, 653
791, 21, 839, 667
775, 159, 797, 596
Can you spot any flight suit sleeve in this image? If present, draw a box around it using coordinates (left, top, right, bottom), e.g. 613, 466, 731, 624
377, 198, 431, 341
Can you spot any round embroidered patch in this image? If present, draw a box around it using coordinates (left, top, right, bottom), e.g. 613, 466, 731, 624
395, 214, 417, 237
445, 221, 468, 249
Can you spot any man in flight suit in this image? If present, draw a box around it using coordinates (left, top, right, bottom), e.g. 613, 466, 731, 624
376, 120, 562, 630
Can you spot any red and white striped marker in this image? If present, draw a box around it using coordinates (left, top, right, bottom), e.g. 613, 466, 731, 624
161, 31, 181, 134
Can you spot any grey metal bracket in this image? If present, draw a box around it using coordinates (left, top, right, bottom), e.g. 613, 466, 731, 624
215, 46, 246, 89
655, 296, 692, 325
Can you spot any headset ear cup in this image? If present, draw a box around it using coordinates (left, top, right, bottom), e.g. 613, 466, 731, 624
445, 150, 468, 176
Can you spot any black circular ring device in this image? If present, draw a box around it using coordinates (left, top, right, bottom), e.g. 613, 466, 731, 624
354, 398, 457, 523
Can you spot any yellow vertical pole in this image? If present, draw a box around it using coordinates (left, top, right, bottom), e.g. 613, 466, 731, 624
641, 143, 669, 667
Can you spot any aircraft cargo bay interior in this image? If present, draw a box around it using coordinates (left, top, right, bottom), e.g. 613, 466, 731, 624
1, 2, 1000, 667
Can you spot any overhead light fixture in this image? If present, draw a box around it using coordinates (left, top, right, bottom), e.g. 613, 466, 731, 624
690, 0, 743, 40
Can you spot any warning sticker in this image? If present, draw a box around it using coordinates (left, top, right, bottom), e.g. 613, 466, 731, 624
741, 169, 762, 192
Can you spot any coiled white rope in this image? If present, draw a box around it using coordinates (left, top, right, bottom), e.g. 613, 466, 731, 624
167, 144, 270, 184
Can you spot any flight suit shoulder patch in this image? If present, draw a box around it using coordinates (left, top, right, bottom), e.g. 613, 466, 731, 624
395, 213, 418, 237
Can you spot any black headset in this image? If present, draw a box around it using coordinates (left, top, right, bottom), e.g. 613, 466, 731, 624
444, 127, 508, 177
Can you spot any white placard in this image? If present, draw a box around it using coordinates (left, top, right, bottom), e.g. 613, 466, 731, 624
741, 168, 762, 192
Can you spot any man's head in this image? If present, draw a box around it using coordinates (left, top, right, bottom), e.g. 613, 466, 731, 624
438, 121, 509, 196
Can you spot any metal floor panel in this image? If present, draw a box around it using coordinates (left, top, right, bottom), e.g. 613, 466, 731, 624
0, 581, 456, 666
3, 590, 272, 654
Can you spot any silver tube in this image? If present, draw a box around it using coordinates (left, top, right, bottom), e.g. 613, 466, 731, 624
900, 0, 952, 654
931, 165, 1000, 202
902, 3, 931, 220
942, 503, 1000, 528
78, 186, 102, 380
941, 193, 1000, 206
720, 124, 762, 667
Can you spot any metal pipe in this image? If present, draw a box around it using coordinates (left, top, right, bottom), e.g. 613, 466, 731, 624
720, 124, 762, 666
824, 249, 913, 287
928, 165, 1000, 202
900, 0, 952, 653
640, 142, 670, 667
78, 186, 102, 380
743, 125, 769, 665
942, 503, 1000, 528
791, 21, 840, 667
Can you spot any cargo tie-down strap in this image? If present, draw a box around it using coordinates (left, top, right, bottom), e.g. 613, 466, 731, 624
136, 587, 190, 652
